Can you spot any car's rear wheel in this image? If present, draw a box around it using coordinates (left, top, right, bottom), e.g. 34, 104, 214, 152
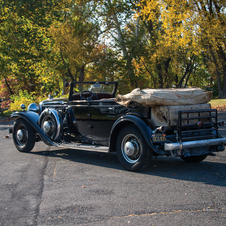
116, 125, 152, 171
181, 154, 207, 163
13, 119, 35, 152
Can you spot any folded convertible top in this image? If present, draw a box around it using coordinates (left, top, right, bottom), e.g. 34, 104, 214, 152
115, 88, 213, 107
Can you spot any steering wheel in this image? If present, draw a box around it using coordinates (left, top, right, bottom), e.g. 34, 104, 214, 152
80, 91, 99, 100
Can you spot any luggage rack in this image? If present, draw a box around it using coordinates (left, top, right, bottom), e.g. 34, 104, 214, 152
177, 109, 218, 141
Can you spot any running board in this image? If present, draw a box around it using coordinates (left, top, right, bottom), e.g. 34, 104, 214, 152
53, 142, 109, 153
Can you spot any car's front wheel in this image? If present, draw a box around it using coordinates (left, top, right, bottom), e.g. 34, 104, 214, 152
13, 119, 36, 152
116, 125, 152, 171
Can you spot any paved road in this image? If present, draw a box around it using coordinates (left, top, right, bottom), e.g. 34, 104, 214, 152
0, 112, 225, 226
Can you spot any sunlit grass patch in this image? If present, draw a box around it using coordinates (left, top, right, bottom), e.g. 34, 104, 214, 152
209, 99, 226, 110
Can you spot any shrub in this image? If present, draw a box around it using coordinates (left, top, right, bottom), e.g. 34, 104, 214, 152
9, 90, 49, 112
9, 90, 36, 111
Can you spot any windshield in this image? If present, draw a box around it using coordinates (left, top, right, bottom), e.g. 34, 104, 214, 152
72, 82, 117, 95
69, 81, 118, 101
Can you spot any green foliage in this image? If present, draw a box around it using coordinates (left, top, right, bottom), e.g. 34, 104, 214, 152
0, 0, 225, 102
9, 90, 35, 111
139, 0, 226, 96
9, 90, 47, 111
0, 0, 66, 97
50, 0, 104, 83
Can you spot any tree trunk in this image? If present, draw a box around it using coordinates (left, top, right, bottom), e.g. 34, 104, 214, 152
126, 57, 137, 88
79, 66, 85, 82
140, 56, 156, 88
223, 70, 226, 98
78, 65, 85, 92
216, 68, 223, 98
4, 77, 13, 96
164, 58, 171, 88
217, 46, 226, 98
209, 49, 223, 98
157, 63, 163, 88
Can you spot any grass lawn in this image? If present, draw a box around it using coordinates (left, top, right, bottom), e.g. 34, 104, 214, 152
209, 98, 226, 110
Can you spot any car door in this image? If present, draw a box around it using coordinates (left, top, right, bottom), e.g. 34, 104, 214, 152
88, 99, 132, 146
69, 100, 93, 141
88, 99, 118, 146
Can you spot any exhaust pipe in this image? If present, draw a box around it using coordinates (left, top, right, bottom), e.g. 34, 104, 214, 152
164, 137, 226, 151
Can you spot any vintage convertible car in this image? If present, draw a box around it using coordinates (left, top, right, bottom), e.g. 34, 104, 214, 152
10, 81, 226, 171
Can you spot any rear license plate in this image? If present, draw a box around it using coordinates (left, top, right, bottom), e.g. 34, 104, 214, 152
152, 134, 166, 142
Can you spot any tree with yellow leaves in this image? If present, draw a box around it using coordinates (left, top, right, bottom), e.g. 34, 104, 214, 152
139, 0, 226, 97
50, 0, 106, 85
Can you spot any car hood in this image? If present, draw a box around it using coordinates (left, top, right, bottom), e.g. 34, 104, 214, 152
40, 97, 68, 106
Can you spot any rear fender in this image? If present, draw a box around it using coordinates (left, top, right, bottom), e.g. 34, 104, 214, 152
109, 115, 164, 154
11, 111, 56, 146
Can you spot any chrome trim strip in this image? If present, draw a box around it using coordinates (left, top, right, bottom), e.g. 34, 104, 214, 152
41, 108, 62, 141
53, 142, 109, 153
49, 109, 62, 141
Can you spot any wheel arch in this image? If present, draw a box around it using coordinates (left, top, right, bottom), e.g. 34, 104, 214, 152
109, 115, 157, 153
11, 111, 40, 126
11, 111, 55, 146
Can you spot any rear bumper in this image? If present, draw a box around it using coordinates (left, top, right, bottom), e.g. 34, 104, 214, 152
164, 137, 226, 151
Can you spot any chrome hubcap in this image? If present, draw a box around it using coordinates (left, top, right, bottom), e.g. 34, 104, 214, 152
41, 115, 56, 139
121, 134, 141, 164
43, 121, 52, 133
17, 129, 24, 141
124, 141, 139, 156
15, 126, 27, 146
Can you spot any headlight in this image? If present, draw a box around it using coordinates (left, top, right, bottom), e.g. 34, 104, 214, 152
27, 103, 40, 114
20, 104, 26, 110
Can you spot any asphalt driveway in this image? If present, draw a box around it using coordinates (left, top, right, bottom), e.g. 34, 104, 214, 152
0, 112, 225, 225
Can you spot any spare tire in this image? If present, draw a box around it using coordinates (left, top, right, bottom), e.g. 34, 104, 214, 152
39, 108, 62, 141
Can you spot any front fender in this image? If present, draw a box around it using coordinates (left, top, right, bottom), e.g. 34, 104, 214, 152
11, 111, 56, 146
109, 115, 163, 154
